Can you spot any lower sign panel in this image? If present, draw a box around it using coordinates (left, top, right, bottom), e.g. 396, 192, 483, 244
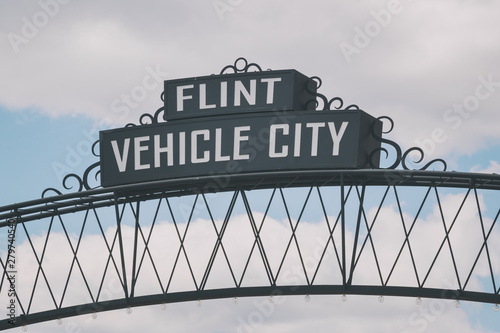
99, 110, 382, 187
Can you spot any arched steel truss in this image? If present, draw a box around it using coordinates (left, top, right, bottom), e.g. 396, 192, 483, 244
2, 169, 500, 329
2, 58, 500, 329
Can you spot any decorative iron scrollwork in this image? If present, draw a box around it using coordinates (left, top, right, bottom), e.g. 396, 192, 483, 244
219, 57, 263, 75
42, 143, 101, 197
126, 106, 167, 127
402, 148, 447, 171
41, 58, 448, 197
370, 116, 447, 171
306, 76, 360, 111
369, 116, 402, 169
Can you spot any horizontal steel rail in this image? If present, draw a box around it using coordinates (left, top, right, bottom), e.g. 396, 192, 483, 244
1, 285, 497, 330
2, 169, 500, 226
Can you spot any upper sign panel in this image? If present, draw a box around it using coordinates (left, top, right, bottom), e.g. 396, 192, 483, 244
164, 69, 317, 121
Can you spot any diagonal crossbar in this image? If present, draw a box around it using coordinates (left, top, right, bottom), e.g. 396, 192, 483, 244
240, 189, 275, 286
199, 192, 239, 290
353, 185, 390, 286
94, 206, 127, 302
473, 188, 497, 292
421, 188, 471, 288
132, 197, 166, 296
384, 186, 432, 288
383, 186, 421, 286
22, 216, 58, 313
165, 196, 200, 292
57, 211, 95, 307
274, 187, 312, 285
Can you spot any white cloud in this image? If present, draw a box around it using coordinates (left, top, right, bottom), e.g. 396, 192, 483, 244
471, 161, 500, 175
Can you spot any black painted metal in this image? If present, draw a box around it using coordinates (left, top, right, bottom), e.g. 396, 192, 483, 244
1, 284, 497, 330
2, 58, 500, 330
4, 168, 500, 225
2, 172, 500, 329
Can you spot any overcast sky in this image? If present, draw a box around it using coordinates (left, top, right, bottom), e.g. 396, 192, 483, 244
1, 0, 500, 332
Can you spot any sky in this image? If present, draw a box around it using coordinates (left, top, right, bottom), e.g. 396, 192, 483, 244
1, 0, 500, 332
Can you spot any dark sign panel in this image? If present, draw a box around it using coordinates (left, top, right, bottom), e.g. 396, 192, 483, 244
100, 110, 382, 187
164, 70, 316, 121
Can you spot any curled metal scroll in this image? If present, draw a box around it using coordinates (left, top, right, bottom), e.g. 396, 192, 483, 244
91, 140, 100, 157
126, 106, 167, 127
369, 116, 402, 169
42, 158, 101, 198
369, 116, 447, 171
42, 93, 167, 197
306, 76, 360, 111
402, 148, 447, 171
42, 138, 101, 197
219, 57, 263, 74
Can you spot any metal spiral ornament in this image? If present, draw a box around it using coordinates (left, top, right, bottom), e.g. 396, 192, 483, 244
127, 106, 167, 127
402, 147, 447, 171
369, 116, 402, 169
219, 57, 263, 74
42, 151, 101, 197
369, 116, 447, 171
306, 76, 359, 111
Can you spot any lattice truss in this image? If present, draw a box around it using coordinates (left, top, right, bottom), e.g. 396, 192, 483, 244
2, 183, 500, 326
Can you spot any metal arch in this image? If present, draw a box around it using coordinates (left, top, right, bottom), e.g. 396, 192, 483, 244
2, 58, 499, 329
2, 170, 500, 329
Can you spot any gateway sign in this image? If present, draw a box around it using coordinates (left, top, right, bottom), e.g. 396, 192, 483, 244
100, 64, 382, 187
100, 111, 379, 187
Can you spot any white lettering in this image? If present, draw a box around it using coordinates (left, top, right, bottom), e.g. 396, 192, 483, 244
261, 78, 282, 104
134, 136, 150, 170
179, 132, 186, 165
191, 130, 210, 163
215, 128, 230, 161
220, 81, 228, 107
269, 124, 289, 158
306, 122, 325, 157
154, 133, 173, 167
328, 122, 349, 156
199, 84, 216, 109
177, 85, 194, 111
111, 139, 130, 172
294, 123, 301, 157
234, 80, 256, 106
233, 126, 250, 160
